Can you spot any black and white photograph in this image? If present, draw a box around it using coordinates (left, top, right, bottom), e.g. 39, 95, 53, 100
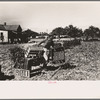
0, 1, 100, 81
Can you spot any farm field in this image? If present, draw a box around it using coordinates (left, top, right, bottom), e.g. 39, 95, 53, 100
1, 41, 100, 80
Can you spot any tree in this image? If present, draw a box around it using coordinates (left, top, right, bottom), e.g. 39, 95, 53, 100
84, 29, 91, 41
64, 25, 83, 38
84, 26, 100, 41
51, 27, 64, 38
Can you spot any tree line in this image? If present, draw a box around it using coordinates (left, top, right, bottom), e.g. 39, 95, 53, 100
12, 25, 100, 43
50, 25, 100, 41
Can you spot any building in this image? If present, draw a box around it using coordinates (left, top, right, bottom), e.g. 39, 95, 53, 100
0, 22, 22, 43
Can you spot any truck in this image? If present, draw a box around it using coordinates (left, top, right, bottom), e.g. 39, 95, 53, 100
13, 42, 65, 78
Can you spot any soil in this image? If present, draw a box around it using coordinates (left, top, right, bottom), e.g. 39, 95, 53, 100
1, 41, 100, 80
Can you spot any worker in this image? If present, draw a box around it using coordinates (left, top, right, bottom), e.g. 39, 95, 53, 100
38, 35, 54, 65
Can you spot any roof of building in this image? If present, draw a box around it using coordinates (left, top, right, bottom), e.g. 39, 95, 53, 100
4, 25, 20, 31
0, 24, 21, 31
0, 25, 6, 30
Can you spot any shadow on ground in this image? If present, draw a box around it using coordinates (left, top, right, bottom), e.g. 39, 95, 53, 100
0, 65, 15, 80
30, 72, 42, 78
62, 63, 76, 69
42, 62, 77, 71
0, 73, 15, 80
44, 66, 58, 71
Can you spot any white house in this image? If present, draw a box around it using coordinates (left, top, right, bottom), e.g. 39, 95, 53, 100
0, 25, 8, 43
0, 23, 22, 43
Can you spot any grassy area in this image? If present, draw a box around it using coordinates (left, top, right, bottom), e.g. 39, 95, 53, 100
1, 41, 100, 80
62, 41, 100, 80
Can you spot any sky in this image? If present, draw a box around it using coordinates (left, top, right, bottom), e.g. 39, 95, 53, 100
0, 1, 100, 33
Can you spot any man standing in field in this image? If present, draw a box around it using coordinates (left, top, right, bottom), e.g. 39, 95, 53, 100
38, 35, 54, 65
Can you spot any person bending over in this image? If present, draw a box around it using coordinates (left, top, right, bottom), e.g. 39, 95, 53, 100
38, 35, 54, 64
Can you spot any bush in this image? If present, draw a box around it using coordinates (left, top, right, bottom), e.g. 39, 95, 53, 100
62, 39, 81, 49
